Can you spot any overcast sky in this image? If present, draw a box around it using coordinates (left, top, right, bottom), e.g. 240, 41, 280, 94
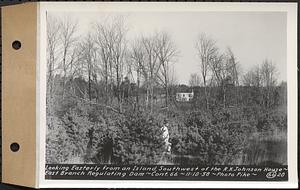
50, 11, 287, 85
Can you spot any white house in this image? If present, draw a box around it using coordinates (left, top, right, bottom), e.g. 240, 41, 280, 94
176, 90, 194, 102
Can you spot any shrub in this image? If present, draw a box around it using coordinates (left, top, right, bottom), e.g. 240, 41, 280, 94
46, 116, 72, 164
170, 110, 250, 165
111, 111, 166, 164
46, 99, 106, 164
46, 99, 167, 165
46, 103, 95, 164
256, 110, 287, 133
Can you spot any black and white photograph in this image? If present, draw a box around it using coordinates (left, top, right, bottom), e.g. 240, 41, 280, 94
43, 4, 293, 182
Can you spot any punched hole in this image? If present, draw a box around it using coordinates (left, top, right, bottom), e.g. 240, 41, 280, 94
10, 142, 20, 152
12, 40, 21, 50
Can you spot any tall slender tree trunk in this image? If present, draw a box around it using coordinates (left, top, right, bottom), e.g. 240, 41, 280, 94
48, 52, 54, 98
203, 76, 209, 110
150, 74, 154, 113
223, 84, 226, 108
104, 62, 108, 104
109, 61, 114, 104
165, 74, 168, 107
88, 70, 92, 101
47, 53, 55, 130
136, 67, 140, 110
146, 86, 149, 108
116, 63, 122, 112
204, 86, 209, 110
62, 48, 67, 100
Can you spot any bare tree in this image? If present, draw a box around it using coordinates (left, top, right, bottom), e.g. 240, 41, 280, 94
95, 22, 112, 104
242, 60, 278, 108
167, 64, 179, 103
243, 65, 262, 87
209, 52, 229, 108
224, 47, 240, 105
110, 18, 128, 111
154, 32, 179, 107
58, 18, 78, 99
261, 59, 278, 87
46, 14, 61, 130
225, 47, 240, 86
168, 64, 178, 86
79, 33, 97, 101
130, 38, 146, 109
189, 73, 201, 87
46, 14, 60, 94
140, 35, 160, 112
195, 33, 218, 109
261, 59, 278, 108
252, 66, 262, 87
95, 17, 128, 111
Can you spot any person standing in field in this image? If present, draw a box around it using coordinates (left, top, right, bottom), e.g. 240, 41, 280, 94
161, 119, 171, 153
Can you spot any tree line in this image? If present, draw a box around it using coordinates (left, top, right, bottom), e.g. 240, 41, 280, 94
47, 15, 179, 115
190, 33, 281, 110
47, 15, 283, 114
